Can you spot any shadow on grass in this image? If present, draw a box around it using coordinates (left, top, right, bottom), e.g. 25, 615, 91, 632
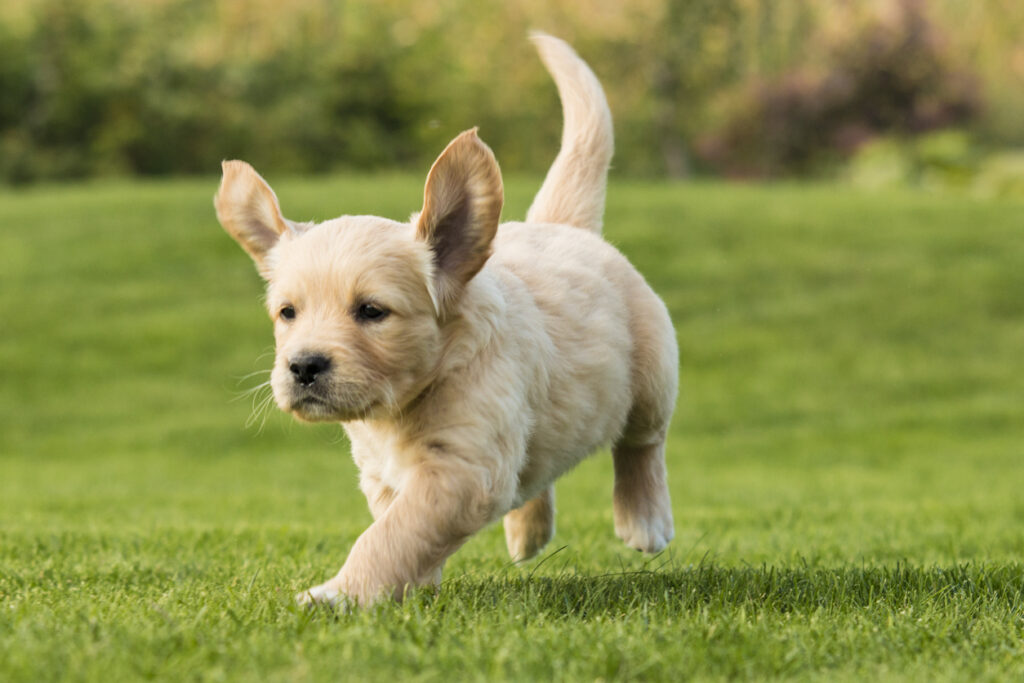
431, 560, 1024, 618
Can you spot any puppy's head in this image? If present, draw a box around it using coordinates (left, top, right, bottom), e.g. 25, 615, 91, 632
214, 130, 503, 422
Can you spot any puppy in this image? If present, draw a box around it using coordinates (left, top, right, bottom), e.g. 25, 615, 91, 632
214, 33, 678, 607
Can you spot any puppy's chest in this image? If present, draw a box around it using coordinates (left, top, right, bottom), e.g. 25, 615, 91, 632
345, 426, 418, 490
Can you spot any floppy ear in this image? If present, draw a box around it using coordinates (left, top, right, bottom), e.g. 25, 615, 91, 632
214, 160, 291, 275
416, 129, 504, 315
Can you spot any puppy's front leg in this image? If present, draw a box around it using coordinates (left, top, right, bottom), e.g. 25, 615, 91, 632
361, 475, 445, 589
299, 462, 497, 607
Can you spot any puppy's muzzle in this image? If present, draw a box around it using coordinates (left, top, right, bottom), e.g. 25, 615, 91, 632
289, 352, 331, 387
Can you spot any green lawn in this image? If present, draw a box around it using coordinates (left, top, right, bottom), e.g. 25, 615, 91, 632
1, 175, 1023, 681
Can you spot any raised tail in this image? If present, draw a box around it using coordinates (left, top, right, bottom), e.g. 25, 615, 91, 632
526, 33, 614, 235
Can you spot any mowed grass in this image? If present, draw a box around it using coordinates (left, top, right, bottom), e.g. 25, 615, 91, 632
1, 173, 1023, 681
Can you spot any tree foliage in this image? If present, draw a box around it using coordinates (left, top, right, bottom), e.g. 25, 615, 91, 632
0, 0, 1018, 182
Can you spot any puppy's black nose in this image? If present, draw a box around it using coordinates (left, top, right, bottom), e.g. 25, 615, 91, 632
289, 353, 330, 386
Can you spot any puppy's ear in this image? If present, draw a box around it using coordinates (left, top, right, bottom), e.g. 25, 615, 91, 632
416, 129, 503, 314
214, 160, 291, 275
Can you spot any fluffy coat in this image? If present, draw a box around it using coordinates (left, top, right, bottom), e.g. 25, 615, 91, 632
214, 33, 678, 606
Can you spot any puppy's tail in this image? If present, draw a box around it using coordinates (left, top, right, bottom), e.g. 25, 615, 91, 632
526, 33, 614, 235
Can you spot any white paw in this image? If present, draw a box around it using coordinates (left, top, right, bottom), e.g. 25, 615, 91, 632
295, 581, 344, 609
615, 511, 674, 553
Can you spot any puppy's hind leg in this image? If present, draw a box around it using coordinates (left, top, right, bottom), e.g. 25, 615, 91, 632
613, 438, 674, 553
503, 486, 555, 561
613, 285, 678, 553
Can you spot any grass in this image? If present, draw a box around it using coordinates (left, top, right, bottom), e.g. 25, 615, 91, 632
1, 173, 1023, 681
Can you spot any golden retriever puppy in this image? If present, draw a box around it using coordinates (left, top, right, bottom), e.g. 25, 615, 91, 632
214, 33, 678, 607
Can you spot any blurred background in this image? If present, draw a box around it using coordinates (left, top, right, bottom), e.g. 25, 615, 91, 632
0, 0, 1022, 192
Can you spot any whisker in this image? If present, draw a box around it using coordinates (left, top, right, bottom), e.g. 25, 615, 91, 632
245, 389, 266, 425
254, 348, 276, 363
246, 386, 277, 432
233, 369, 272, 384
255, 401, 275, 434
231, 379, 272, 403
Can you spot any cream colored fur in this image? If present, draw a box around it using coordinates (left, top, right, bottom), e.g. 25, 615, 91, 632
214, 33, 678, 607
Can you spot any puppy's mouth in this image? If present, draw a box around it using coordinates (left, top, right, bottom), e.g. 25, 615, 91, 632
288, 393, 338, 421
294, 395, 328, 410
285, 389, 379, 423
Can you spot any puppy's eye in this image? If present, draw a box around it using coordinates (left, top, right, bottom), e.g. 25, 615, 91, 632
355, 303, 389, 322
279, 305, 296, 321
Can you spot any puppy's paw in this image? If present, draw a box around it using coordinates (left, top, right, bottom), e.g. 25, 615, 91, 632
296, 580, 350, 610
504, 510, 554, 561
506, 525, 550, 562
615, 508, 674, 554
503, 487, 555, 561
